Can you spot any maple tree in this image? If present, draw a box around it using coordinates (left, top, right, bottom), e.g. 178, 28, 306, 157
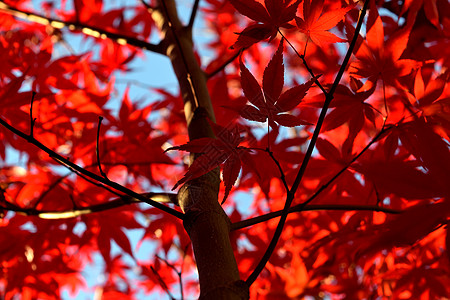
0, 0, 449, 298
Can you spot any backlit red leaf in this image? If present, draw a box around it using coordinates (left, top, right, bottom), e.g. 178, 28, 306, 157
240, 57, 265, 108
276, 77, 316, 111
229, 0, 271, 23
296, 0, 354, 46
357, 160, 446, 199
263, 39, 284, 105
222, 156, 241, 203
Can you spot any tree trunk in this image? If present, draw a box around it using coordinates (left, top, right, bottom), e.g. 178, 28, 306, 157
152, 1, 249, 298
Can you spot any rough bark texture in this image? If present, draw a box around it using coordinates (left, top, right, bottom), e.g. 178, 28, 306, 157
153, 1, 249, 298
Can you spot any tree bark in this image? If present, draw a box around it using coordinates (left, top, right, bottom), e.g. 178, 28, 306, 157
152, 1, 249, 298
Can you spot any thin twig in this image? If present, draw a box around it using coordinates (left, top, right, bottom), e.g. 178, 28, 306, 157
374, 185, 381, 206
278, 30, 327, 95
303, 39, 309, 57
0, 1, 163, 53
29, 91, 37, 137
32, 175, 68, 209
140, 0, 154, 11
96, 116, 108, 179
245, 0, 370, 286
61, 163, 124, 199
252, 147, 289, 192
155, 255, 180, 274
0, 116, 184, 219
266, 148, 289, 192
231, 204, 401, 231
300, 125, 390, 209
115, 78, 157, 90
188, 0, 200, 29
246, 146, 289, 192
179, 251, 186, 300
150, 265, 176, 300
206, 49, 244, 78
155, 254, 185, 300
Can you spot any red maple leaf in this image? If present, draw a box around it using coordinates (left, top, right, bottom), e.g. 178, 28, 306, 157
407, 70, 450, 133
166, 122, 257, 203
346, 1, 417, 91
230, 39, 314, 128
74, 0, 103, 23
229, 0, 301, 49
355, 202, 450, 259
399, 0, 441, 29
295, 0, 355, 47
304, 78, 380, 151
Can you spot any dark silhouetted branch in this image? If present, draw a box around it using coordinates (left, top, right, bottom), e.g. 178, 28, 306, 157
0, 116, 184, 219
246, 0, 370, 286
0, 192, 178, 219
231, 204, 401, 231
0, 1, 163, 53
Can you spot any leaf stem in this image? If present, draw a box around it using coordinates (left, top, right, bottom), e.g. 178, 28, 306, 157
246, 146, 289, 192
206, 48, 244, 79
278, 30, 327, 94
266, 148, 289, 192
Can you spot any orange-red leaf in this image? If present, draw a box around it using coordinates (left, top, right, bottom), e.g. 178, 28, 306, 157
296, 0, 354, 46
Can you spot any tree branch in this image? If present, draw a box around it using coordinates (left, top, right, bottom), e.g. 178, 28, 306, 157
245, 0, 370, 286
59, 163, 124, 198
155, 254, 185, 300
231, 204, 401, 231
96, 116, 108, 179
153, 1, 244, 297
232, 125, 393, 231
0, 1, 163, 53
159, 0, 201, 110
29, 91, 37, 137
0, 192, 178, 219
0, 116, 184, 219
187, 0, 201, 29
299, 124, 390, 209
206, 49, 243, 79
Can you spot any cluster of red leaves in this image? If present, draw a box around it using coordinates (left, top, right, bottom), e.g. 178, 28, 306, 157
0, 0, 449, 299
